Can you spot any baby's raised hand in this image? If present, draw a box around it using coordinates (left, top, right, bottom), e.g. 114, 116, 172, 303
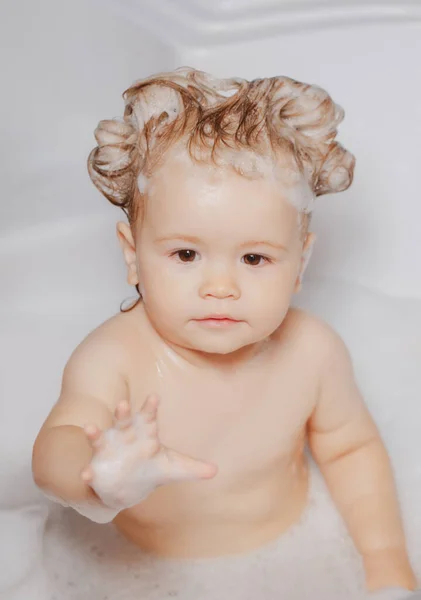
81, 394, 217, 511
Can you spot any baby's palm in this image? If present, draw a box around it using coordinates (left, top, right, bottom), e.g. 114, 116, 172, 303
81, 394, 217, 510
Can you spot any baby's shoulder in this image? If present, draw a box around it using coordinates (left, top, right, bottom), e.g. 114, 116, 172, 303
68, 309, 138, 371
281, 307, 344, 359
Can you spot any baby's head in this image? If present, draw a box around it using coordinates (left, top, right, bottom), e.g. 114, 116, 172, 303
87, 67, 355, 358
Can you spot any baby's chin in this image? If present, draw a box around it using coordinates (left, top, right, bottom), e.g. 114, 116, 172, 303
180, 331, 264, 357
193, 342, 244, 356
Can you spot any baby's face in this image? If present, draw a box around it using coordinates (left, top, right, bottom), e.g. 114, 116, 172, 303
121, 151, 312, 356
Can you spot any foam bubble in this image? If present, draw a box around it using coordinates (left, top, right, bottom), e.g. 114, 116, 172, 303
129, 85, 182, 131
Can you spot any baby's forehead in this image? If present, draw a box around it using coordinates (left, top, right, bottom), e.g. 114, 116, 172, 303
142, 144, 314, 215
142, 176, 302, 247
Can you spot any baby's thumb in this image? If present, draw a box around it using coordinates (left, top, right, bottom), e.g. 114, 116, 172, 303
163, 449, 218, 482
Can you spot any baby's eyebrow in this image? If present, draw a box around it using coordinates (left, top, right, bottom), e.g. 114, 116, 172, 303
154, 234, 202, 245
238, 240, 288, 252
154, 234, 288, 252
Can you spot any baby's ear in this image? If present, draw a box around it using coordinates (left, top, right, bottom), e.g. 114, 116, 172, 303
294, 232, 316, 293
303, 232, 316, 256
116, 222, 138, 286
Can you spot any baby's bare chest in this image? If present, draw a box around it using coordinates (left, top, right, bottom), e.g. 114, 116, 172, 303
128, 361, 316, 477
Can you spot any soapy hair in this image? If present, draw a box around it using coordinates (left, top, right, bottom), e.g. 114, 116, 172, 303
87, 66, 355, 227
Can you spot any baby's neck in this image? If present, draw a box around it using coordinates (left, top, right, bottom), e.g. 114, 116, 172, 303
163, 337, 273, 375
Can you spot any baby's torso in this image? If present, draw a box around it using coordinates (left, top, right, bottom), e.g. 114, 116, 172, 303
113, 307, 319, 557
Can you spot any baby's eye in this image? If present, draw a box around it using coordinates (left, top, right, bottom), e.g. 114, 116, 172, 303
173, 249, 197, 262
243, 254, 270, 266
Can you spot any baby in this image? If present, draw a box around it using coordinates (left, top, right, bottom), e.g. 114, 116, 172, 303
32, 67, 417, 597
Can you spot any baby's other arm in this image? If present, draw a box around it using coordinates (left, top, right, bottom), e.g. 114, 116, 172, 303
306, 320, 416, 592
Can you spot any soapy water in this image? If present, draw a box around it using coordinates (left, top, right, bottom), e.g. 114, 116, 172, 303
3, 465, 418, 600
40, 462, 416, 600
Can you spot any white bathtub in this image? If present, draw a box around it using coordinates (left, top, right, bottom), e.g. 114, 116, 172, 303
1, 1, 420, 598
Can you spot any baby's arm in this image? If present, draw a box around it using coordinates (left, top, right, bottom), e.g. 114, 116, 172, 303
32, 330, 217, 523
32, 333, 131, 522
306, 322, 417, 592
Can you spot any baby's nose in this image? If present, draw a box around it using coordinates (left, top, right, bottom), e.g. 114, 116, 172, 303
199, 266, 240, 300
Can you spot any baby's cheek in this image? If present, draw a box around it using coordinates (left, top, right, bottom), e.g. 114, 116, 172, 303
257, 286, 290, 322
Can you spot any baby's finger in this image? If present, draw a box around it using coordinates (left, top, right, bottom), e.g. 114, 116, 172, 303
83, 424, 105, 450
139, 393, 160, 424
81, 465, 94, 483
163, 449, 218, 481
114, 399, 133, 430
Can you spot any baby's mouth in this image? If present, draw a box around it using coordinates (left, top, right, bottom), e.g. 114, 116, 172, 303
194, 315, 241, 327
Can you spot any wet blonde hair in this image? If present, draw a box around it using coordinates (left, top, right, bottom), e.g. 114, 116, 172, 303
88, 66, 355, 224
87, 66, 355, 310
